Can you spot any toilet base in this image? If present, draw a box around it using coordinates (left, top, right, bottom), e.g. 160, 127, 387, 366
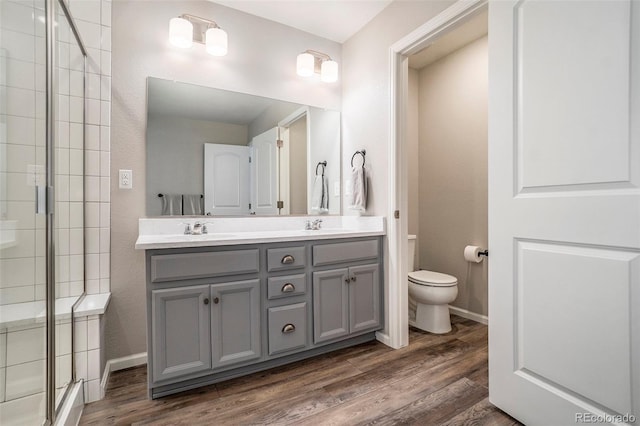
409, 303, 452, 334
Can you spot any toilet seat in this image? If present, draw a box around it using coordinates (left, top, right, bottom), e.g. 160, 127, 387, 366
408, 270, 457, 287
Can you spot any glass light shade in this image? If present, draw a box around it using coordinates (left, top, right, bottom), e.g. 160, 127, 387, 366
321, 60, 339, 83
296, 52, 315, 77
169, 17, 193, 48
206, 27, 228, 56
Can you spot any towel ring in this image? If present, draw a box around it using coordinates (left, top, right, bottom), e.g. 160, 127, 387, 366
315, 161, 327, 176
351, 150, 366, 167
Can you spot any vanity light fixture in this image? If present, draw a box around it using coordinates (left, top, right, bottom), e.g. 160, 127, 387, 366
296, 50, 338, 83
169, 14, 228, 56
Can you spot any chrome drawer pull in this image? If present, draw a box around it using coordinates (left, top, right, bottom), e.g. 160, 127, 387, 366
281, 255, 295, 264
281, 283, 296, 293
282, 324, 296, 334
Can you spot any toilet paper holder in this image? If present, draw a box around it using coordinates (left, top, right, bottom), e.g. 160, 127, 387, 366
479, 250, 488, 257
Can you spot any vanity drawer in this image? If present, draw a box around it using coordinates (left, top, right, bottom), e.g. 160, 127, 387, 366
267, 274, 306, 300
150, 249, 259, 283
268, 303, 307, 355
267, 246, 306, 272
312, 239, 379, 266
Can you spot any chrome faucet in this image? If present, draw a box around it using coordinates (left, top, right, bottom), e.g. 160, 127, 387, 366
312, 219, 323, 230
183, 221, 211, 235
304, 220, 313, 230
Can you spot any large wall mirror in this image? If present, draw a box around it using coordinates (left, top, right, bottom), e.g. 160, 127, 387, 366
145, 77, 341, 216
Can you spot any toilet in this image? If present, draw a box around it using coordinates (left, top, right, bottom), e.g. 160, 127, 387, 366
407, 235, 458, 334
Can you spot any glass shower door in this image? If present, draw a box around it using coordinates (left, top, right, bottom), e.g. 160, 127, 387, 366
0, 0, 49, 423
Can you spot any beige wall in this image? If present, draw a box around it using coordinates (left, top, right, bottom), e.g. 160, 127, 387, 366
407, 67, 420, 267
414, 36, 488, 316
289, 118, 308, 215
110, 1, 340, 360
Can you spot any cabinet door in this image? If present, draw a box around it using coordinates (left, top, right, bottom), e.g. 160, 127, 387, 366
211, 279, 261, 368
313, 268, 349, 343
151, 285, 211, 383
349, 264, 380, 334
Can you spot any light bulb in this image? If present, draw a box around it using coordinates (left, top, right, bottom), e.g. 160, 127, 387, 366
169, 17, 193, 48
206, 27, 228, 56
296, 52, 314, 77
321, 60, 338, 83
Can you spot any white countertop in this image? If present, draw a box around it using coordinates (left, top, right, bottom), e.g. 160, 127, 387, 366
135, 216, 386, 250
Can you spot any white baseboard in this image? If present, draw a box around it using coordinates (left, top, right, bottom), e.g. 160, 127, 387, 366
375, 331, 391, 347
448, 306, 488, 325
101, 352, 147, 397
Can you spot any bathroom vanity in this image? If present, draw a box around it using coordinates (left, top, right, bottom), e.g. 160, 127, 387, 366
136, 217, 385, 398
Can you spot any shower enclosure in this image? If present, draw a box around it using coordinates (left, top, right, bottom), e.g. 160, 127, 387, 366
1, 0, 86, 423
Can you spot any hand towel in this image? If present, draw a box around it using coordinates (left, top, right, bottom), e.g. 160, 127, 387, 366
183, 194, 203, 215
348, 166, 367, 212
311, 175, 329, 214
161, 194, 182, 216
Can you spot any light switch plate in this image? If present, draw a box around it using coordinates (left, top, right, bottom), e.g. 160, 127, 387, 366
119, 169, 132, 189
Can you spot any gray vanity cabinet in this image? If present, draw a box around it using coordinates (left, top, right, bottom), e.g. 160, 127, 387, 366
313, 264, 380, 344
210, 279, 261, 368
151, 285, 211, 383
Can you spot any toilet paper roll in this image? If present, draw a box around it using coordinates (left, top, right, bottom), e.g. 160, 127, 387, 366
464, 245, 484, 263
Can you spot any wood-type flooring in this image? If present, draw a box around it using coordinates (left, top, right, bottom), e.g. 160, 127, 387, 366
80, 315, 520, 425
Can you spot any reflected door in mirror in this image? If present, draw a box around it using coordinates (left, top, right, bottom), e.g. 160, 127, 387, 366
204, 144, 250, 215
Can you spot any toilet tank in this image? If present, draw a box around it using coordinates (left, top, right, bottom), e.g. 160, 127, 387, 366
408, 234, 417, 272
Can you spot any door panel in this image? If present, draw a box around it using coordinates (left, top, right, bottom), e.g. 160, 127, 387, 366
249, 127, 279, 215
489, 0, 640, 424
348, 264, 380, 334
211, 280, 261, 368
151, 286, 211, 382
204, 143, 250, 215
313, 269, 349, 343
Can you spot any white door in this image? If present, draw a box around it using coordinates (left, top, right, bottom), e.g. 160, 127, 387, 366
489, 1, 639, 425
203, 143, 250, 215
249, 127, 279, 215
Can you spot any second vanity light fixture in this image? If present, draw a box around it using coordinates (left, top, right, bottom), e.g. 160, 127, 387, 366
296, 50, 338, 83
169, 14, 228, 56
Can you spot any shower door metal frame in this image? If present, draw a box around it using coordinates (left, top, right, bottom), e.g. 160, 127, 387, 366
44, 0, 87, 422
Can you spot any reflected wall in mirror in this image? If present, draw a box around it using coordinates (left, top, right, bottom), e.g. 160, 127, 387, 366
146, 78, 341, 216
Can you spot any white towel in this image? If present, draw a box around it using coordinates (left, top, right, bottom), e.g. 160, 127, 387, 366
183, 194, 203, 215
311, 175, 329, 214
348, 166, 367, 212
161, 194, 182, 216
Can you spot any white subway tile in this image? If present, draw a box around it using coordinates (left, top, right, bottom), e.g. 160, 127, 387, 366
99, 227, 110, 253
87, 72, 100, 100
58, 67, 70, 96
0, 1, 36, 35
69, 202, 83, 228
86, 47, 100, 74
69, 122, 83, 150
56, 322, 71, 356
74, 319, 87, 353
99, 202, 110, 228
100, 50, 110, 76
6, 326, 45, 366
57, 255, 70, 283
69, 228, 83, 255
5, 201, 35, 230
70, 281, 83, 297
4, 86, 36, 118
56, 147, 70, 176
74, 350, 87, 381
34, 284, 45, 301
85, 175, 100, 202
69, 148, 83, 176
86, 254, 99, 280
34, 257, 45, 285
5, 116, 35, 145
87, 98, 100, 125
100, 100, 110, 126
5, 360, 45, 400
86, 124, 100, 151
100, 151, 109, 177
0, 367, 5, 402
100, 176, 109, 202
101, 26, 111, 51
86, 279, 99, 295
76, 20, 101, 50
0, 257, 35, 288
86, 228, 99, 254
87, 318, 99, 350
0, 391, 45, 425
5, 58, 35, 90
0, 286, 34, 305
0, 332, 6, 367
69, 254, 84, 281
101, 0, 111, 27
3, 144, 34, 173
86, 378, 102, 402
69, 96, 83, 124
69, 0, 101, 24
85, 149, 100, 176
69, 175, 84, 202
99, 253, 110, 279
99, 278, 109, 293
100, 125, 109, 152
58, 121, 70, 148
55, 354, 72, 388
85, 202, 100, 228
87, 349, 100, 380
0, 229, 35, 259
58, 41, 70, 70
0, 29, 35, 62
69, 70, 83, 98
69, 43, 84, 72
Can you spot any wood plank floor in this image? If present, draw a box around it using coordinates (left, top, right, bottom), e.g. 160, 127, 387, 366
80, 316, 521, 425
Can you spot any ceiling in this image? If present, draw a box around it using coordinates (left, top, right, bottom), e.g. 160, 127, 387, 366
211, 0, 393, 43
409, 9, 488, 70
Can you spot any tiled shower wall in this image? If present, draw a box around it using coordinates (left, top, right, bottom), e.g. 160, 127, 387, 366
0, 0, 111, 419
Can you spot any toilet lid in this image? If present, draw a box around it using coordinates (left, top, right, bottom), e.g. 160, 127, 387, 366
409, 270, 457, 287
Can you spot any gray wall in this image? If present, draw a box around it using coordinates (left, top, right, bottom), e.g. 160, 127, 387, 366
146, 116, 248, 216
110, 0, 340, 361
413, 36, 488, 316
